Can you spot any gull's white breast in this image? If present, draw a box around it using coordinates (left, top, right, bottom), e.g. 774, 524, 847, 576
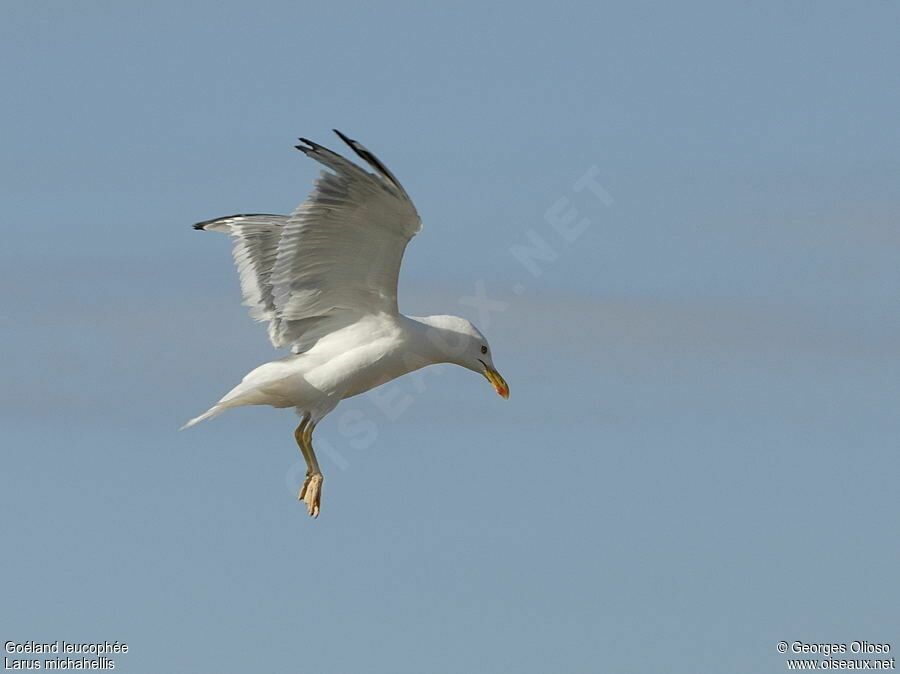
298, 314, 432, 401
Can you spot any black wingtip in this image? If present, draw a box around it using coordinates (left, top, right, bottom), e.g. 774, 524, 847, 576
193, 213, 284, 230
329, 129, 406, 193
333, 129, 353, 144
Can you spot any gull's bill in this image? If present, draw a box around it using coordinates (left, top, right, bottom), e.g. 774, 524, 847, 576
480, 359, 510, 399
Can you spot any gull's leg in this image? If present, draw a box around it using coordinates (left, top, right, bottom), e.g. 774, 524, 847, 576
300, 419, 323, 518
294, 415, 314, 502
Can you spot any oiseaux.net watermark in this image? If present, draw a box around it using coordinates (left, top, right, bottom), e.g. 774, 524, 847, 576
777, 641, 894, 670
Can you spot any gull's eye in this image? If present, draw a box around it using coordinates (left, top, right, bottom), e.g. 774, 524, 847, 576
480, 345, 488, 354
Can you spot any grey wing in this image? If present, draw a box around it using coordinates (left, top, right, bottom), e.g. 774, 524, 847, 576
195, 213, 334, 351
195, 131, 422, 353
193, 213, 289, 344
267, 132, 421, 351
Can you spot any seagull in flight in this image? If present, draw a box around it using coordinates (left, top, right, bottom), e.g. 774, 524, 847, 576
183, 130, 509, 517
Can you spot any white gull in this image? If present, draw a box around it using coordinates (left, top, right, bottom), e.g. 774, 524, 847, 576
183, 130, 509, 517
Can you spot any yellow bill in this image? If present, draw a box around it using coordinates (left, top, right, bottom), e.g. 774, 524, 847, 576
482, 363, 509, 399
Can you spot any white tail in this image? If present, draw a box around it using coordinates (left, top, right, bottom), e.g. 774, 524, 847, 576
180, 405, 227, 430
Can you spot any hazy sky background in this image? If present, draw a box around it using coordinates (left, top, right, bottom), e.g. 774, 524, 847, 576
2, 2, 898, 672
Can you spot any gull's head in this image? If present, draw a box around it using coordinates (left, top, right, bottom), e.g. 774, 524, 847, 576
419, 315, 509, 399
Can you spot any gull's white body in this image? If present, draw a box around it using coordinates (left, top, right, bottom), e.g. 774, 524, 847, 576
183, 131, 507, 517
185, 313, 457, 426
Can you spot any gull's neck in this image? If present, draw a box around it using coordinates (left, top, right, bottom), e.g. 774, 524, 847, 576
399, 314, 463, 367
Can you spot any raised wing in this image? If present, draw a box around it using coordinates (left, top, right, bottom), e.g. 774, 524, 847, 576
194, 213, 287, 326
195, 131, 421, 353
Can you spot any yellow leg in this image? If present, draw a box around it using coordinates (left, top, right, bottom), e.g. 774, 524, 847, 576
294, 415, 312, 474
294, 415, 323, 518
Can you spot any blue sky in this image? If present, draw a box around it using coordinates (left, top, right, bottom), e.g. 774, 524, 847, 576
2, 2, 898, 672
